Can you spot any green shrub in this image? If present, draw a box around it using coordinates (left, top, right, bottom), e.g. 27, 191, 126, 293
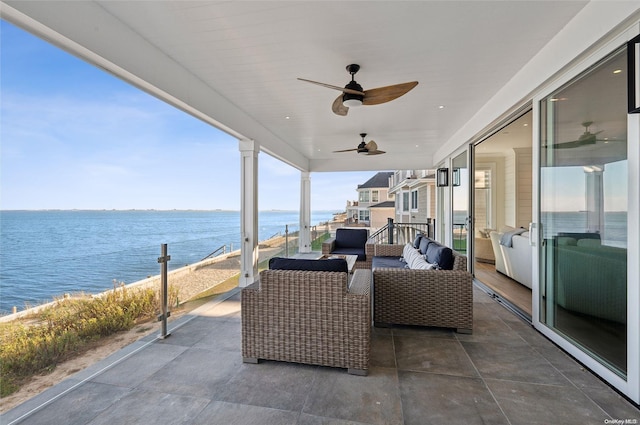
0, 284, 177, 398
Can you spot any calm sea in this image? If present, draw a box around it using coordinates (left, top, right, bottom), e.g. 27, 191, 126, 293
454, 210, 627, 246
0, 210, 336, 314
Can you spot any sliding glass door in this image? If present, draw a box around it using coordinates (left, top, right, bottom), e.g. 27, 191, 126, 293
539, 48, 628, 375
452, 152, 468, 254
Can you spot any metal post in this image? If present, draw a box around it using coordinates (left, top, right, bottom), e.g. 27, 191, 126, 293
285, 224, 289, 257
157, 243, 171, 339
388, 218, 394, 245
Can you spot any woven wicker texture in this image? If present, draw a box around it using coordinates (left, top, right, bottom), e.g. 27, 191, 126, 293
242, 269, 371, 373
372, 244, 472, 332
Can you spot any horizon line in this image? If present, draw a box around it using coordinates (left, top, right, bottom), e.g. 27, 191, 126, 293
0, 208, 345, 213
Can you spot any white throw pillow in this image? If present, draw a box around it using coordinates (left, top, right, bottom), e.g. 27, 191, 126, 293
409, 255, 437, 270
402, 243, 415, 261
403, 244, 420, 266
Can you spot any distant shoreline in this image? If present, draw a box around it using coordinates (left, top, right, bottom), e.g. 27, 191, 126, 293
0, 209, 344, 213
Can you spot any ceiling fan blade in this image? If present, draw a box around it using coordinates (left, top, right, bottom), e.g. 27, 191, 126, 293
297, 78, 364, 95
362, 81, 418, 105
551, 141, 584, 149
333, 148, 358, 153
550, 138, 626, 149
332, 95, 349, 116
364, 141, 385, 155
552, 137, 600, 149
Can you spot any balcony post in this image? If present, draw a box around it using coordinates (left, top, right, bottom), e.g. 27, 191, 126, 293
299, 171, 311, 253
239, 139, 259, 287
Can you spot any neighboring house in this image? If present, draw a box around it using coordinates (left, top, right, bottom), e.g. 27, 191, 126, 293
389, 170, 436, 223
388, 169, 437, 225
345, 172, 394, 230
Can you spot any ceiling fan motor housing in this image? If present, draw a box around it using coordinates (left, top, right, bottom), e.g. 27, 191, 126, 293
343, 80, 364, 106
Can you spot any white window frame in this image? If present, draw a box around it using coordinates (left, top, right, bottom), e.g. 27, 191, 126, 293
410, 189, 418, 211
530, 29, 640, 404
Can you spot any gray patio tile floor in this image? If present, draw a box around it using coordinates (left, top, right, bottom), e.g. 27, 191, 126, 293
2, 285, 639, 425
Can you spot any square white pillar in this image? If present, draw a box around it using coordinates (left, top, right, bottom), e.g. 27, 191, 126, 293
238, 139, 259, 287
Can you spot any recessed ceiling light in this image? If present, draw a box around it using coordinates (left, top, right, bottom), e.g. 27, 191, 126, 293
523, 123, 529, 127
438, 105, 445, 109
613, 69, 622, 74
285, 116, 291, 119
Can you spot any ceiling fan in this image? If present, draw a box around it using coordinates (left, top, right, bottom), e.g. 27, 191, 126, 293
298, 64, 418, 116
551, 121, 618, 149
333, 133, 385, 156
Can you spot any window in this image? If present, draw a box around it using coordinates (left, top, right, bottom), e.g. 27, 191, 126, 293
411, 190, 418, 210
358, 210, 370, 222
540, 48, 627, 375
402, 192, 409, 212
359, 191, 370, 203
372, 190, 379, 203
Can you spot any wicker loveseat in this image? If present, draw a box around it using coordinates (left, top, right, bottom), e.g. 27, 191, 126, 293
371, 239, 473, 334
241, 258, 372, 375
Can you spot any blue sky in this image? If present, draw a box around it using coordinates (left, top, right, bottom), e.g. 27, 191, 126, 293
0, 21, 375, 211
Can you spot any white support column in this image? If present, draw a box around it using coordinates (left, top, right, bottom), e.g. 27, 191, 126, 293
299, 171, 312, 253
238, 139, 259, 287
584, 166, 604, 235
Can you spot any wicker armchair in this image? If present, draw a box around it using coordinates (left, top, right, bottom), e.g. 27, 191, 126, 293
372, 244, 473, 333
322, 228, 371, 270
242, 269, 371, 375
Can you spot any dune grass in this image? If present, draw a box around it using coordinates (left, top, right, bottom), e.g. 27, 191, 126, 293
0, 283, 178, 397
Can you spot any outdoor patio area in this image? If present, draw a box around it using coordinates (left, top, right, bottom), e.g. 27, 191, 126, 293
2, 284, 638, 425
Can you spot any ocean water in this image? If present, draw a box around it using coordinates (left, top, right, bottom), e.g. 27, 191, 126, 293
454, 210, 627, 244
0, 210, 336, 314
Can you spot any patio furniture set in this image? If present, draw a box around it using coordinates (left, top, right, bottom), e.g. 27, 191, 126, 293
242, 228, 473, 376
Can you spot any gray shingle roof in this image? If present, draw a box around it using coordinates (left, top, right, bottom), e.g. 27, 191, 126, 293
357, 172, 393, 189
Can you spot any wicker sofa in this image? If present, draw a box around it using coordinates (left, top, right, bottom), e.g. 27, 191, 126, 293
241, 259, 372, 375
371, 239, 473, 334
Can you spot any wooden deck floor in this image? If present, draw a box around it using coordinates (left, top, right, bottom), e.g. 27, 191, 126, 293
473, 260, 532, 317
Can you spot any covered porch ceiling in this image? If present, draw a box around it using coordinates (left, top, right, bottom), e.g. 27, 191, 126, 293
4, 1, 628, 173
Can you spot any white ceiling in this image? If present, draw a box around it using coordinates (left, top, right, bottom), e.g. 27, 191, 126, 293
1, 1, 603, 172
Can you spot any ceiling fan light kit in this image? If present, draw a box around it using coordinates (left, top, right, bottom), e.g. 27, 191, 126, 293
343, 93, 364, 107
342, 65, 364, 107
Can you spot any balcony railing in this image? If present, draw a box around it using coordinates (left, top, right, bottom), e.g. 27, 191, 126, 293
369, 218, 434, 246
